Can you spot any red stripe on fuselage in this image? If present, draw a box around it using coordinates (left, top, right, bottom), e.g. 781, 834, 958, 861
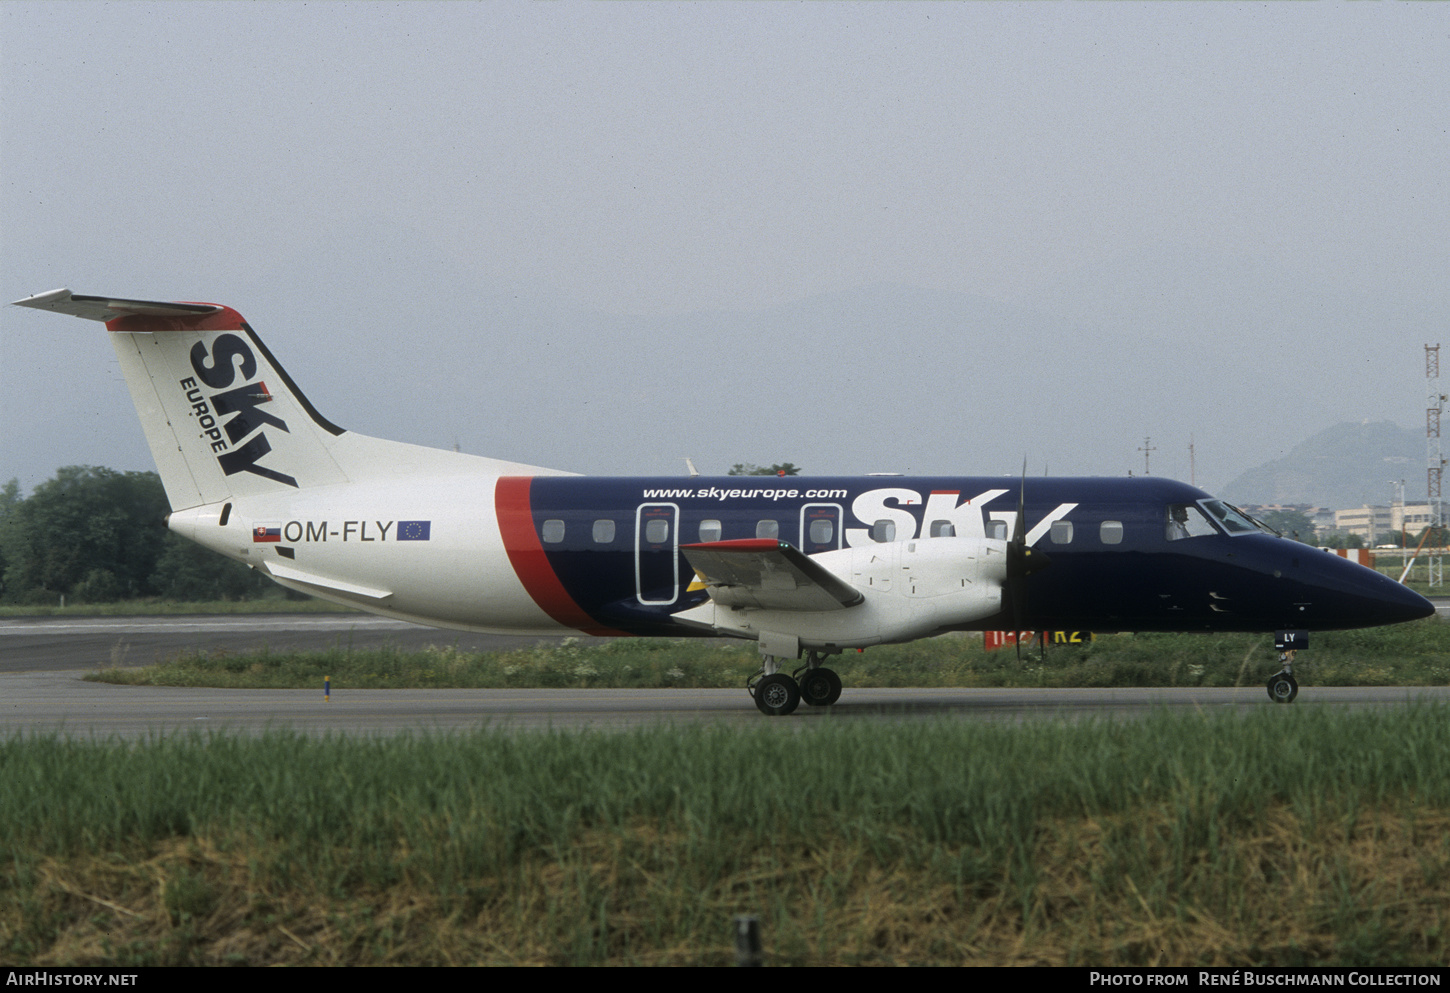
495, 476, 626, 637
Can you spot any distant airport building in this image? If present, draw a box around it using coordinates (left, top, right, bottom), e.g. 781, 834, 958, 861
1333, 505, 1395, 544
1235, 501, 1433, 546
1330, 502, 1434, 545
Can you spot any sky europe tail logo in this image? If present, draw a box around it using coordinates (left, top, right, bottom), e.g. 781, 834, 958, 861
182, 332, 299, 488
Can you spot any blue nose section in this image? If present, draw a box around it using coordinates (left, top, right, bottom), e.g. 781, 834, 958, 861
1339, 562, 1436, 626
1377, 577, 1437, 624
1278, 546, 1437, 629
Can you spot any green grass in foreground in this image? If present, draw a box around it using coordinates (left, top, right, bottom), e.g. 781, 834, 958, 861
88, 618, 1450, 690
3, 707, 1447, 965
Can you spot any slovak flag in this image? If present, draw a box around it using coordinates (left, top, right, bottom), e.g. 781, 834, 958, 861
252, 523, 282, 543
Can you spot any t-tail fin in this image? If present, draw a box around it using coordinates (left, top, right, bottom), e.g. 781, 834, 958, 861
13, 289, 566, 511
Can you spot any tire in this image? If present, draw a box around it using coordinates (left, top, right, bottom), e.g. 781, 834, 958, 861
753, 673, 801, 716
799, 667, 842, 706
1266, 672, 1299, 704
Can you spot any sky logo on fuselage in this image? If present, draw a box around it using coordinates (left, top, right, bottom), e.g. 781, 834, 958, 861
181, 332, 298, 488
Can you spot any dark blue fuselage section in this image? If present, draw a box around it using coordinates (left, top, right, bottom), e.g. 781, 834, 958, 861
507, 475, 1432, 637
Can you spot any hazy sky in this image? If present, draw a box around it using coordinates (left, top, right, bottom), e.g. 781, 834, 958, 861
4, 2, 1447, 495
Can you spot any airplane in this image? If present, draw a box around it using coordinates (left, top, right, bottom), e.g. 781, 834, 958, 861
13, 289, 1437, 715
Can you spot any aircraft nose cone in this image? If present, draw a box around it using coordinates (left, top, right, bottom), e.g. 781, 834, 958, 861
1386, 582, 1437, 623
1351, 569, 1437, 625
1306, 550, 1436, 628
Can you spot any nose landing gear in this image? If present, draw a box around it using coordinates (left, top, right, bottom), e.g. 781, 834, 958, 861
1266, 630, 1307, 704
1266, 662, 1299, 704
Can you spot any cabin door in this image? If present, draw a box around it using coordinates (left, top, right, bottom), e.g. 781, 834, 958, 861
635, 503, 679, 604
799, 503, 844, 554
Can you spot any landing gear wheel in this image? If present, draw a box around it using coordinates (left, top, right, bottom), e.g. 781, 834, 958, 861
753, 673, 801, 716
1266, 672, 1299, 704
799, 667, 842, 706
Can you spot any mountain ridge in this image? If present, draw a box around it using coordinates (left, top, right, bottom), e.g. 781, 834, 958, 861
1218, 421, 1425, 509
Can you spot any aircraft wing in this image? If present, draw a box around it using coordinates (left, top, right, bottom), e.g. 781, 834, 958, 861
680, 539, 864, 612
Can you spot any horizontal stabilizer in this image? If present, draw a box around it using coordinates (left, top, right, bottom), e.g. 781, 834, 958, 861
12, 289, 220, 322
680, 538, 864, 612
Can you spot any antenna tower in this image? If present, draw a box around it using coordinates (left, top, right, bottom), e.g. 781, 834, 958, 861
1427, 345, 1444, 587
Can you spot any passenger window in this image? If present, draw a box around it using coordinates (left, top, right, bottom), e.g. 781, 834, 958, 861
871, 519, 896, 543
698, 520, 722, 543
756, 520, 779, 540
809, 519, 834, 544
542, 520, 565, 543
1050, 520, 1074, 544
645, 519, 670, 544
1100, 521, 1123, 545
987, 520, 1008, 541
592, 520, 615, 543
929, 520, 955, 538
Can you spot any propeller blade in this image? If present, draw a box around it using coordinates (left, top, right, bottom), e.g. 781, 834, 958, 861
1013, 461, 1026, 661
1007, 460, 1052, 659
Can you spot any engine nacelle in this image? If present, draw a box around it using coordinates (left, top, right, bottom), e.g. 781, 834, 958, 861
678, 536, 1009, 650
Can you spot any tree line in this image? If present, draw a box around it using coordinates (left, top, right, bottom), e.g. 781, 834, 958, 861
0, 461, 808, 606
0, 466, 286, 605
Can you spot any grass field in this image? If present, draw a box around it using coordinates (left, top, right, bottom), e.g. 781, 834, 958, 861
12, 607, 1450, 964
3, 706, 1447, 966
86, 618, 1450, 691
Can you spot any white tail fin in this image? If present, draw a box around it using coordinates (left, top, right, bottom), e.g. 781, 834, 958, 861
13, 289, 566, 511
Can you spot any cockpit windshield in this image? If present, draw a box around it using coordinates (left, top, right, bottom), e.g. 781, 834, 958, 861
1165, 499, 1279, 540
1200, 499, 1274, 536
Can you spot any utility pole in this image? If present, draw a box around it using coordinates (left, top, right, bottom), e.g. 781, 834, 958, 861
1427, 345, 1444, 587
1392, 479, 1406, 550
1138, 437, 1156, 476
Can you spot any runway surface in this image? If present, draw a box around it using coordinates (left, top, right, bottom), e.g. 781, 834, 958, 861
4, 667, 1449, 737
3, 613, 1448, 736
0, 613, 594, 673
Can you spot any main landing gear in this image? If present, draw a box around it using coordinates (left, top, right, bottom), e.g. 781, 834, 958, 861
1265, 630, 1307, 704
747, 651, 842, 716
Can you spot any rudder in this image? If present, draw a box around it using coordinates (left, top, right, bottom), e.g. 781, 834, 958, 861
15, 290, 350, 510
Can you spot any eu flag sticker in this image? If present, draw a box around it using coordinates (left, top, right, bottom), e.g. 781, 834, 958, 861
397, 520, 431, 541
